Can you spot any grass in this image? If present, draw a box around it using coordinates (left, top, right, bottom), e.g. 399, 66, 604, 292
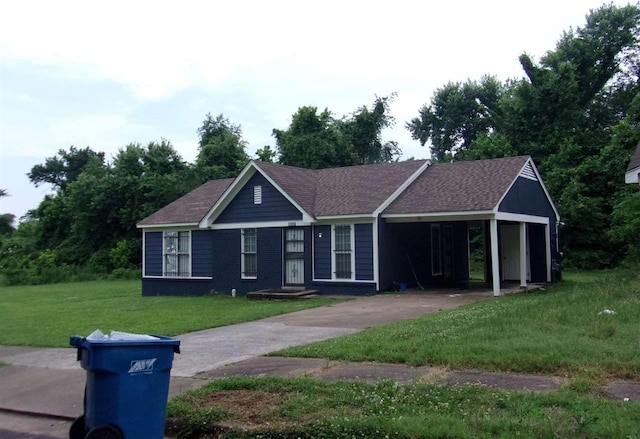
277, 269, 640, 379
0, 280, 341, 347
167, 376, 640, 438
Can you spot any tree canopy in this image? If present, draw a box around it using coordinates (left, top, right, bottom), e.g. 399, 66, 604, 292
406, 3, 640, 267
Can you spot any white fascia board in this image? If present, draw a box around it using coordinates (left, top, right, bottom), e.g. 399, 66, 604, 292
315, 215, 374, 223
198, 161, 258, 228
374, 160, 432, 216
625, 168, 640, 184
495, 212, 550, 225
493, 157, 561, 222
253, 162, 315, 223
382, 211, 495, 222
210, 220, 313, 230
138, 223, 199, 230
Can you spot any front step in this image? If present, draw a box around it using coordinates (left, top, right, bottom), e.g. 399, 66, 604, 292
246, 289, 319, 300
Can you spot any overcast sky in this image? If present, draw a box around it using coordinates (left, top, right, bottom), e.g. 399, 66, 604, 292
0, 0, 631, 221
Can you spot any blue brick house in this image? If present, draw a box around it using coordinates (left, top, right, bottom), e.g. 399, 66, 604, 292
137, 156, 560, 297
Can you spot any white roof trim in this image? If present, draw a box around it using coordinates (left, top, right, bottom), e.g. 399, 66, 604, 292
137, 222, 198, 229
493, 157, 560, 221
198, 160, 314, 228
210, 220, 313, 230
375, 160, 432, 216
625, 168, 640, 184
315, 214, 375, 222
382, 210, 495, 223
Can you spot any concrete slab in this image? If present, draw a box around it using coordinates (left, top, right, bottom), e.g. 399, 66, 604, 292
198, 356, 331, 380
438, 370, 566, 392
0, 365, 85, 419
0, 347, 77, 370
600, 380, 640, 402
263, 292, 488, 329
315, 361, 421, 383
171, 322, 357, 377
0, 413, 70, 439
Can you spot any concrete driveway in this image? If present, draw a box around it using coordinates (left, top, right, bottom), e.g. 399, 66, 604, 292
0, 291, 488, 437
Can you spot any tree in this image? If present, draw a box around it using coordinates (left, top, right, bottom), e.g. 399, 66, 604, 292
0, 188, 14, 235
255, 145, 276, 162
196, 113, 249, 179
406, 76, 504, 161
340, 94, 401, 164
274, 106, 356, 169
28, 146, 105, 191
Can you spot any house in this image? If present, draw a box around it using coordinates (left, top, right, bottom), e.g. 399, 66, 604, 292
137, 156, 561, 297
626, 141, 640, 184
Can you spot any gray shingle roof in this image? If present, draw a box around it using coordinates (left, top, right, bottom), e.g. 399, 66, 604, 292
627, 142, 640, 172
138, 156, 531, 226
137, 178, 233, 226
384, 156, 529, 214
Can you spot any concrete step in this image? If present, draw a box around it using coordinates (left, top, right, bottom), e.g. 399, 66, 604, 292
246, 289, 320, 300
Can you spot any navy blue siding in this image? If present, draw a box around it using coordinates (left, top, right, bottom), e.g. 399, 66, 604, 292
191, 230, 214, 277
499, 176, 559, 279
355, 224, 374, 281
528, 224, 547, 282
142, 278, 213, 296
144, 232, 162, 277
313, 225, 331, 279
215, 173, 302, 224
210, 228, 284, 294
310, 281, 376, 296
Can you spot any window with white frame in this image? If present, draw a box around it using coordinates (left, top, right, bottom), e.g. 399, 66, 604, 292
431, 224, 442, 276
164, 231, 191, 277
241, 228, 257, 279
333, 224, 354, 280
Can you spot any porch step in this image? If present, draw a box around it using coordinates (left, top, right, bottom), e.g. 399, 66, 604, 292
246, 289, 320, 300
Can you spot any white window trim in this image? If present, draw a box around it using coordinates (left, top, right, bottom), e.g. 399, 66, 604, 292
162, 230, 192, 278
331, 224, 355, 281
431, 224, 442, 276
241, 228, 257, 280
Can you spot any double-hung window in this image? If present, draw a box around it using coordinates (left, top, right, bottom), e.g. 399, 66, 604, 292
241, 228, 257, 279
164, 231, 190, 277
333, 224, 354, 280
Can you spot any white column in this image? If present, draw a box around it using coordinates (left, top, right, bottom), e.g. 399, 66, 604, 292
490, 219, 501, 296
519, 222, 527, 288
545, 223, 552, 282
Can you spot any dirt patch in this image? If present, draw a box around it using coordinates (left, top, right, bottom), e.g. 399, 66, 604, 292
196, 390, 286, 427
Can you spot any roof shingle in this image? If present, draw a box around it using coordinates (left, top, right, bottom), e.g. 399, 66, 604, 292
384, 156, 529, 214
137, 178, 233, 226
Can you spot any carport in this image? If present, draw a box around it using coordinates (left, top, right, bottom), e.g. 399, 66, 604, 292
378, 157, 560, 296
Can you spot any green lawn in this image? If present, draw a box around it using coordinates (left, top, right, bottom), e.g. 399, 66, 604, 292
277, 269, 640, 379
0, 280, 340, 347
167, 376, 640, 439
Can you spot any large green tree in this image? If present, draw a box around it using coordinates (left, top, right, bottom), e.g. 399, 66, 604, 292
406, 3, 640, 267
28, 146, 105, 191
196, 113, 249, 179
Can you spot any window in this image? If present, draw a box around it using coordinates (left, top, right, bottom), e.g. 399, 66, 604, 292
164, 231, 190, 277
333, 224, 353, 279
242, 228, 257, 279
253, 185, 262, 204
431, 224, 442, 276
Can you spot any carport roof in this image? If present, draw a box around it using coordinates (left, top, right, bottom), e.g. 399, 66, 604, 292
383, 156, 530, 214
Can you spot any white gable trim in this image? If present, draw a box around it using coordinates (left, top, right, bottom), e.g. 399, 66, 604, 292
198, 160, 314, 228
493, 157, 560, 221
374, 160, 432, 216
382, 210, 495, 222
137, 222, 199, 229
625, 167, 640, 184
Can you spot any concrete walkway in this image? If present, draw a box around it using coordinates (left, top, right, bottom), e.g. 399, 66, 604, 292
0, 291, 489, 437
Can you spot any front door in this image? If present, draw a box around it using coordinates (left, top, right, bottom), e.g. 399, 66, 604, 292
284, 228, 304, 285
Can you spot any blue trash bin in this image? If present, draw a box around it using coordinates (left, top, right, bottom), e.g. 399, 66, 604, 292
70, 334, 180, 439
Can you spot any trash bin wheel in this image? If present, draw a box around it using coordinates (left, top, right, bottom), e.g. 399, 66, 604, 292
84, 424, 123, 439
69, 415, 86, 439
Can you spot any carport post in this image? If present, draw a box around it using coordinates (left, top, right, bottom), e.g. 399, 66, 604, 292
519, 222, 527, 288
490, 219, 501, 296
